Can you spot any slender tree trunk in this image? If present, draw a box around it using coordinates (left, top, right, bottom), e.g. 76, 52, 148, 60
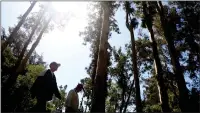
156, 1, 189, 112
119, 67, 126, 113
125, 2, 142, 111
114, 102, 118, 113
142, 2, 171, 112
123, 80, 134, 113
16, 16, 52, 73
14, 5, 48, 70
1, 1, 37, 52
91, 2, 110, 112
120, 88, 126, 113
129, 24, 142, 113
150, 28, 171, 112
162, 47, 180, 103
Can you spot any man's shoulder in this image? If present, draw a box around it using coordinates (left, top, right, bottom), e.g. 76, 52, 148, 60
69, 89, 74, 92
38, 69, 48, 76
68, 89, 76, 94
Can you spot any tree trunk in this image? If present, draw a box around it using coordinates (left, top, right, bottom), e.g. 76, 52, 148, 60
16, 16, 52, 73
90, 8, 103, 111
150, 28, 171, 112
156, 1, 189, 112
120, 88, 126, 113
1, 1, 37, 52
123, 80, 134, 113
127, 21, 142, 113
142, 2, 171, 112
91, 2, 110, 112
125, 2, 142, 111
91, 8, 103, 87
114, 102, 118, 113
162, 47, 180, 103
14, 5, 48, 70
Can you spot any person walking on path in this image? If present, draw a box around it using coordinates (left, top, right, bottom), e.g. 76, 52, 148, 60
30, 61, 62, 112
65, 84, 84, 112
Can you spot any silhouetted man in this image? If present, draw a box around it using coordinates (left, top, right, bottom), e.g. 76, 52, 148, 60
30, 62, 61, 112
65, 84, 84, 112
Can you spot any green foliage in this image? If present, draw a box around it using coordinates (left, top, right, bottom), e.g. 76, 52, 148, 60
79, 77, 92, 112
14, 65, 45, 111
1, 27, 7, 40
105, 83, 120, 112
2, 47, 17, 68
47, 85, 68, 113
16, 65, 45, 88
1, 47, 17, 84
143, 104, 162, 112
142, 73, 161, 112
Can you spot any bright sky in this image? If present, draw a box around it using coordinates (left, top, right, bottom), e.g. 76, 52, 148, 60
1, 1, 135, 104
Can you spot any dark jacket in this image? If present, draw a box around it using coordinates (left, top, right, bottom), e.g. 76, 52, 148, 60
30, 69, 61, 101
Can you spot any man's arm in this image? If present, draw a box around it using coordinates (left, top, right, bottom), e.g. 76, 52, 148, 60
52, 75, 61, 99
55, 85, 61, 100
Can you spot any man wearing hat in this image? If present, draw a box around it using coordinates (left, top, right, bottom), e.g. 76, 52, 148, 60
65, 83, 84, 112
30, 62, 62, 112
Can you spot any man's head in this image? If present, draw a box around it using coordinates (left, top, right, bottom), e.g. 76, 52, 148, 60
49, 62, 61, 72
75, 84, 84, 93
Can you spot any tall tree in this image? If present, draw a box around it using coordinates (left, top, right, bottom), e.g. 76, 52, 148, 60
80, 3, 103, 108
155, 2, 189, 111
124, 1, 142, 112
91, 2, 112, 112
109, 47, 133, 113
168, 2, 200, 111
79, 3, 104, 112
169, 1, 200, 86
2, 15, 53, 100
16, 15, 53, 74
14, 4, 49, 71
109, 45, 140, 113
81, 1, 119, 112
141, 1, 171, 112
1, 1, 37, 52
